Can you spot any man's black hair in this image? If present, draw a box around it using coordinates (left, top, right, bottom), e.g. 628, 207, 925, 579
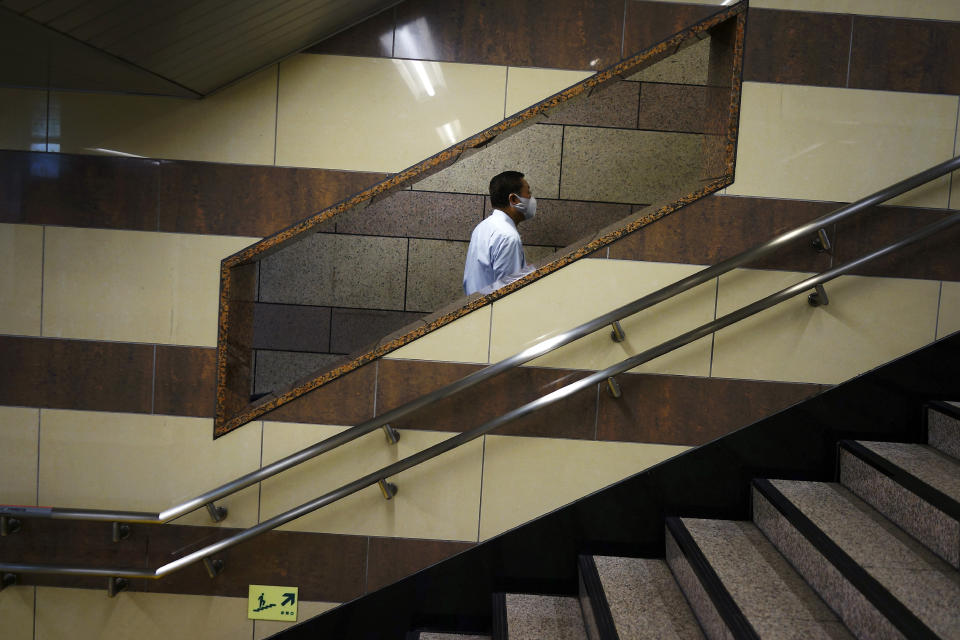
489, 170, 525, 208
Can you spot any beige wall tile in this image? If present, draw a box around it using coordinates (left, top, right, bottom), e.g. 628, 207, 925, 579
561, 128, 706, 204
711, 268, 941, 384
0, 407, 39, 507
276, 55, 505, 173
35, 588, 250, 640
646, 0, 960, 20
0, 88, 48, 151
387, 304, 491, 364
489, 259, 715, 376
505, 67, 594, 117
479, 435, 688, 540
727, 83, 957, 208
0, 224, 43, 336
414, 123, 563, 198
42, 227, 255, 346
253, 601, 338, 639
260, 422, 482, 541
51, 66, 277, 164
0, 586, 34, 640
38, 410, 261, 527
938, 281, 960, 339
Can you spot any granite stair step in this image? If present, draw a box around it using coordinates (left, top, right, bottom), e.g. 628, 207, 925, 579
753, 478, 960, 640
838, 440, 960, 568
665, 516, 853, 640
927, 401, 960, 460
578, 554, 704, 639
492, 592, 588, 640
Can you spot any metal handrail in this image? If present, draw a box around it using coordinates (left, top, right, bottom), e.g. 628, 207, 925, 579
3, 208, 957, 579
3, 155, 957, 529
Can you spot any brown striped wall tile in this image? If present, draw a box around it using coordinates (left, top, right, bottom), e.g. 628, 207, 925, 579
743, 8, 851, 87
0, 336, 154, 414
624, 1, 719, 56
376, 359, 598, 440
0, 150, 28, 221
18, 152, 159, 230
154, 346, 217, 418
848, 15, 960, 95
365, 537, 474, 593
393, 0, 624, 70
306, 6, 397, 57
596, 373, 823, 445
608, 194, 836, 273
157, 160, 390, 237
3, 518, 367, 602
834, 206, 960, 281
263, 361, 377, 426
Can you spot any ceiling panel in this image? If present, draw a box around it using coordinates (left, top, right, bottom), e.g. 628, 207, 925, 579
0, 0, 399, 96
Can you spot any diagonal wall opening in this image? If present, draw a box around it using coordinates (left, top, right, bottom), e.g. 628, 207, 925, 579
216, 2, 747, 436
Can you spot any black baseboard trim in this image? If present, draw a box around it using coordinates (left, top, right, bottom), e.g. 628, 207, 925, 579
665, 517, 758, 640
577, 555, 619, 640
491, 592, 507, 640
752, 478, 937, 640
840, 439, 960, 521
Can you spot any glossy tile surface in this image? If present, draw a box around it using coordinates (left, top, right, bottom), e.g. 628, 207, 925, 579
0, 407, 39, 506
42, 227, 254, 346
712, 269, 941, 384
386, 305, 491, 363
154, 346, 217, 418
0, 336, 155, 414
365, 537, 475, 592
0, 88, 47, 151
52, 66, 277, 165
505, 67, 594, 118
260, 423, 483, 541
1, 586, 34, 640
744, 9, 851, 87
752, 0, 960, 21
414, 124, 563, 198
848, 16, 960, 95
330, 308, 426, 354
939, 281, 960, 339
0, 224, 43, 336
727, 83, 958, 208
489, 259, 715, 376
560, 128, 706, 204
394, 0, 624, 70
37, 410, 262, 527
276, 55, 505, 172
35, 588, 250, 640
479, 435, 687, 540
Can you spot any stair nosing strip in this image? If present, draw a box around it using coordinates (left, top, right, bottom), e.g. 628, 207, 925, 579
491, 592, 507, 640
665, 516, 760, 640
578, 555, 620, 640
927, 400, 960, 421
840, 440, 960, 521
752, 478, 938, 640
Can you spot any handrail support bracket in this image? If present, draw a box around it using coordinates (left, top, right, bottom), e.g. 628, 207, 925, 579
808, 284, 830, 307
382, 424, 401, 445
203, 557, 225, 579
606, 377, 622, 399
610, 321, 626, 343
107, 577, 128, 598
813, 227, 833, 253
112, 522, 131, 543
1, 573, 17, 591
378, 479, 398, 500
205, 502, 228, 523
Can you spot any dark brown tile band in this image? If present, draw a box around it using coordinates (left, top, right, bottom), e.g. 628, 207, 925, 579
0, 336, 215, 419
366, 537, 475, 593
0, 149, 388, 238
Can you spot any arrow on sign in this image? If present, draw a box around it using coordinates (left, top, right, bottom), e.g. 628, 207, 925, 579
281, 593, 296, 606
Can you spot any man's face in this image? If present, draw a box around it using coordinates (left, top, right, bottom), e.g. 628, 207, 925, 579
511, 178, 532, 205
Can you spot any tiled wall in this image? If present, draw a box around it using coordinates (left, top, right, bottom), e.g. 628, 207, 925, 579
2, 1, 960, 637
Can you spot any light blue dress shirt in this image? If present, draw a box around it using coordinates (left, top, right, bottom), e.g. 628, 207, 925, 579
462, 209, 527, 295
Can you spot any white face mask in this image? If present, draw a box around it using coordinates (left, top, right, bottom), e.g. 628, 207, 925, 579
512, 194, 537, 220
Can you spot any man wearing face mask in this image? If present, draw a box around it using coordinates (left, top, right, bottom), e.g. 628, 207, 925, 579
462, 170, 537, 295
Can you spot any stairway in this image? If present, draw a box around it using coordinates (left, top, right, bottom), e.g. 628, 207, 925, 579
408, 401, 960, 639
